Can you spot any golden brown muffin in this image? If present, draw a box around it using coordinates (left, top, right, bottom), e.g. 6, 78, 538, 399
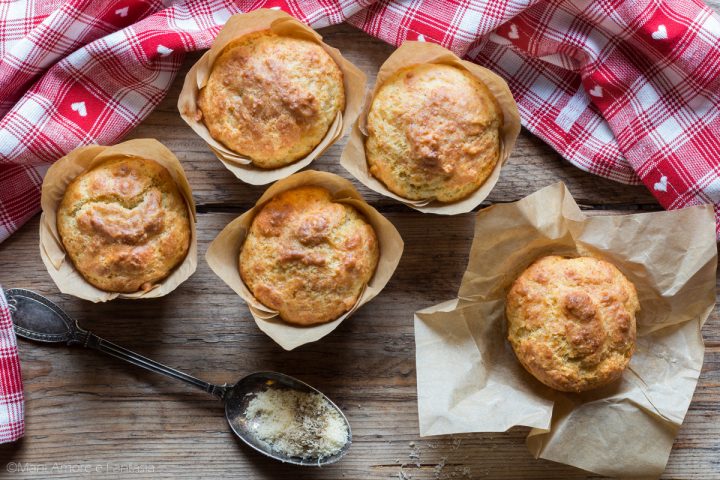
197, 30, 345, 169
239, 186, 379, 326
57, 157, 191, 293
365, 63, 502, 202
506, 256, 639, 393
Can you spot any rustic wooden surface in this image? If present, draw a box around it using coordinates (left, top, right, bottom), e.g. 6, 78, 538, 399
0, 22, 718, 480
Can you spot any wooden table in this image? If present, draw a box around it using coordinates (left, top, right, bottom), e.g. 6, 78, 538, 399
1, 23, 718, 480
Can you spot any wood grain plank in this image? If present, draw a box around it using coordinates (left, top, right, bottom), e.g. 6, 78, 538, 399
1, 210, 718, 479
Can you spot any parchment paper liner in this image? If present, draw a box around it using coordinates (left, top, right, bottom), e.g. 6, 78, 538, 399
40, 138, 198, 302
340, 41, 521, 214
414, 182, 717, 478
178, 9, 367, 185
206, 170, 404, 350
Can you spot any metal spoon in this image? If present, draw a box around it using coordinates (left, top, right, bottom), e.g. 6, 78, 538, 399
5, 288, 351, 466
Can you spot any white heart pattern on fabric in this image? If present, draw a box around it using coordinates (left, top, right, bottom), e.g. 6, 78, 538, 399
417, 34, 426, 42
156, 45, 173, 56
652, 24, 668, 40
115, 6, 129, 18
508, 24, 519, 40
589, 85, 603, 97
71, 101, 87, 117
269, 6, 281, 10
654, 175, 668, 192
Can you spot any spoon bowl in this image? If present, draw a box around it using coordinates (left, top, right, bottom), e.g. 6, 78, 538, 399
225, 372, 352, 466
6, 288, 352, 466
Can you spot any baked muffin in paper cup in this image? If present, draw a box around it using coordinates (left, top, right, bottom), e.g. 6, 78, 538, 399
178, 9, 366, 185
414, 182, 716, 477
341, 41, 520, 214
40, 138, 197, 302
206, 170, 403, 350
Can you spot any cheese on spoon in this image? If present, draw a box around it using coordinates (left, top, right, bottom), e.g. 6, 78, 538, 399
245, 388, 348, 459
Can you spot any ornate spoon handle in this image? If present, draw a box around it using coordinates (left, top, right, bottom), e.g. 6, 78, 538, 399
73, 327, 229, 399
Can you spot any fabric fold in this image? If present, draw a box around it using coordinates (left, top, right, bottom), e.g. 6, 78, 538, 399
3, 0, 720, 241
0, 287, 24, 444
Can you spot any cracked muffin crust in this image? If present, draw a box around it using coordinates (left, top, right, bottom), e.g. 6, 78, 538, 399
239, 186, 379, 326
506, 256, 639, 392
365, 63, 502, 202
57, 157, 191, 293
197, 30, 345, 169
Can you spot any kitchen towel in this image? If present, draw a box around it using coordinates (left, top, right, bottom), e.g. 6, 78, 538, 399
0, 287, 24, 443
2, 0, 720, 242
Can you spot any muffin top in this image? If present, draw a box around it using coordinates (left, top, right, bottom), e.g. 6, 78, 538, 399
57, 157, 191, 293
197, 30, 345, 169
239, 186, 379, 326
506, 256, 639, 393
366, 63, 502, 202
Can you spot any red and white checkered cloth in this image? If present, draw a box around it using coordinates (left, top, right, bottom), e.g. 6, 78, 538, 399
0, 287, 24, 443
3, 0, 720, 241
2, 0, 720, 441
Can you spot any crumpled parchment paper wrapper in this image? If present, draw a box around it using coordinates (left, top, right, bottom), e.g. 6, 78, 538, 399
414, 182, 717, 478
39, 138, 198, 302
340, 41, 521, 214
178, 9, 367, 185
206, 170, 404, 350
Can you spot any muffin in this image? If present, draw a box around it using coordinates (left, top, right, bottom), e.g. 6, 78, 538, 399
365, 63, 502, 202
239, 186, 379, 326
197, 30, 345, 169
506, 256, 639, 392
57, 157, 191, 293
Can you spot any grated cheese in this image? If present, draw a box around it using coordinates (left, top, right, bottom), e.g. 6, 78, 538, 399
245, 387, 348, 459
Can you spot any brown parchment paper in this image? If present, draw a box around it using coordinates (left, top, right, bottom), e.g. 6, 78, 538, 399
340, 41, 521, 214
178, 9, 367, 185
206, 170, 404, 350
39, 138, 198, 302
414, 182, 717, 478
